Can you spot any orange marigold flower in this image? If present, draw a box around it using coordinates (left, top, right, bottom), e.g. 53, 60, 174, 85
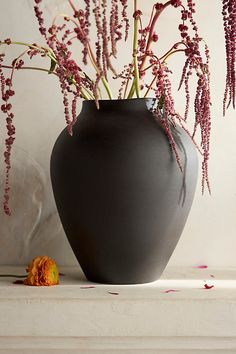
24, 256, 59, 286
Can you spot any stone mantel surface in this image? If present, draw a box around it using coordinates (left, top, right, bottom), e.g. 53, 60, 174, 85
0, 266, 236, 353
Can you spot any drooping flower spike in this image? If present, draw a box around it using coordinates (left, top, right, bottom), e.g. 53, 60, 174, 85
222, 0, 236, 114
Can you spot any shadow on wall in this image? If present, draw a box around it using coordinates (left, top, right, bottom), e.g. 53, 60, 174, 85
0, 144, 74, 265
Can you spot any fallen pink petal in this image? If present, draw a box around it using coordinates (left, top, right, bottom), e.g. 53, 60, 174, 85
163, 289, 180, 294
196, 265, 208, 269
204, 283, 214, 289
80, 286, 96, 289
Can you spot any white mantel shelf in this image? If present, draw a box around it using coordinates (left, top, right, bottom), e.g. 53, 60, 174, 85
0, 266, 236, 354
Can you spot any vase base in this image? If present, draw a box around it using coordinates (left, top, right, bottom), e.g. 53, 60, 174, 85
84, 272, 162, 285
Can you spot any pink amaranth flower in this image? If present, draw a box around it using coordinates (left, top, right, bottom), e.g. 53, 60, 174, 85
120, 0, 129, 41
204, 283, 214, 290
164, 289, 180, 293
0, 54, 16, 215
222, 0, 236, 114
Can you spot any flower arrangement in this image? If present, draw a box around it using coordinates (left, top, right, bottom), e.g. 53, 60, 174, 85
0, 0, 235, 215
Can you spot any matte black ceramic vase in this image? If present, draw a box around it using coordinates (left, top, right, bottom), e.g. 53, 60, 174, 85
51, 98, 198, 284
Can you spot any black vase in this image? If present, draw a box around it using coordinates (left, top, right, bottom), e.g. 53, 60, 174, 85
50, 98, 198, 284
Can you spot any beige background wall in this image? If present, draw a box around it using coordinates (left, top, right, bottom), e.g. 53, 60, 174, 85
0, 0, 235, 267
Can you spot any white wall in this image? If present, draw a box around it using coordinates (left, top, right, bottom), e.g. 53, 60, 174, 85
0, 0, 235, 267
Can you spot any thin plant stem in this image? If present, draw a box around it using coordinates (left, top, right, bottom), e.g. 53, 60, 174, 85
134, 2, 140, 97
1, 65, 92, 100
52, 13, 71, 26
161, 49, 185, 63
1, 64, 59, 75
142, 47, 185, 97
80, 87, 94, 100
0, 41, 57, 63
123, 65, 133, 99
143, 0, 172, 65
128, 0, 140, 98
68, 0, 77, 13
144, 74, 157, 97
158, 42, 186, 60
70, 77, 94, 99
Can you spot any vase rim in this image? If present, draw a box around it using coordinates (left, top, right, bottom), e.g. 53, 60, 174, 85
81, 97, 156, 113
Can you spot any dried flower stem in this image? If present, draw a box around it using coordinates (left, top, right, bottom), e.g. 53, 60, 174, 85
1, 64, 58, 75
133, 0, 140, 98
0, 41, 56, 62
144, 1, 172, 58
161, 49, 185, 63
222, 0, 236, 114
144, 74, 157, 98
123, 64, 133, 99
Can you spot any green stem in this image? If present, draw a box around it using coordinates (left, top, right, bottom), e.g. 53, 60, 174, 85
128, 0, 173, 99
128, 0, 140, 99
1, 64, 58, 75
133, 17, 140, 98
160, 49, 185, 63
101, 77, 113, 99
0, 41, 57, 63
71, 78, 94, 100
123, 65, 133, 99
127, 79, 136, 99
80, 87, 93, 100
144, 74, 157, 98
1, 65, 92, 100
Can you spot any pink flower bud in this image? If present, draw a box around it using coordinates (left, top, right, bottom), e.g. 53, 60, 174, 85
152, 33, 159, 42
133, 10, 142, 20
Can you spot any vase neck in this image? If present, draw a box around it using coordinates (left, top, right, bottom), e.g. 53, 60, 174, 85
81, 98, 156, 115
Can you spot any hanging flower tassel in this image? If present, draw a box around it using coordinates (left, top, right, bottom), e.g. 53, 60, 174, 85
222, 0, 236, 114
0, 50, 16, 216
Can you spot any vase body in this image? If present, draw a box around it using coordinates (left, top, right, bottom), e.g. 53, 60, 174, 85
51, 98, 198, 284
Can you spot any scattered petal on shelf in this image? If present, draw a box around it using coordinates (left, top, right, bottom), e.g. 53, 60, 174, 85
108, 291, 119, 295
196, 265, 208, 269
80, 285, 96, 289
204, 283, 214, 289
163, 289, 180, 293
210, 274, 215, 278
